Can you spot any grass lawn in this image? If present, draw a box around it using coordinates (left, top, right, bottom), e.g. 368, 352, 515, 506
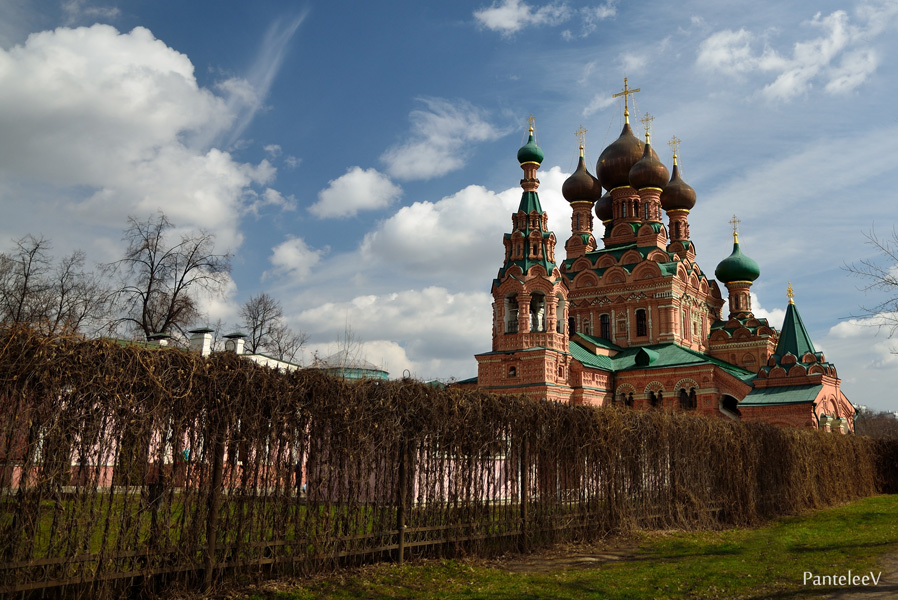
239, 494, 898, 599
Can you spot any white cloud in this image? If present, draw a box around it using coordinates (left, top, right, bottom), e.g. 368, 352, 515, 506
62, 0, 120, 24
582, 92, 616, 117
0, 24, 284, 254
474, 1, 614, 37
750, 292, 786, 329
359, 166, 574, 282
263, 144, 282, 157
695, 7, 895, 101
294, 286, 492, 366
309, 166, 402, 218
381, 98, 505, 181
474, 0, 570, 35
265, 236, 324, 282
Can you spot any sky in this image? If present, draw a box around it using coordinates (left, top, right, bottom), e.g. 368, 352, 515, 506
2, 0, 898, 412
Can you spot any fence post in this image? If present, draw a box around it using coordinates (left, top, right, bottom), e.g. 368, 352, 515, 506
396, 436, 406, 566
204, 423, 226, 592
520, 436, 529, 550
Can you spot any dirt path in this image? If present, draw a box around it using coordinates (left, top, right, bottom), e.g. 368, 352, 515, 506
825, 552, 898, 599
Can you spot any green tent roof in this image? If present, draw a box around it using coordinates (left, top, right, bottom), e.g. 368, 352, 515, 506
774, 302, 817, 359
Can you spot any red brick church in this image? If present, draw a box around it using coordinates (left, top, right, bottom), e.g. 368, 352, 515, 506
464, 83, 855, 433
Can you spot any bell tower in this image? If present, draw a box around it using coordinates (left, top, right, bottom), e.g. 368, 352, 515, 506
476, 119, 572, 403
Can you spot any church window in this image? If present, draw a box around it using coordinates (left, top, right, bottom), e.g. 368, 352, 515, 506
530, 294, 546, 332
508, 366, 517, 378
644, 203, 650, 220
504, 295, 518, 334
531, 242, 539, 257
558, 365, 564, 378
679, 388, 697, 411
600, 314, 611, 340
569, 317, 576, 335
556, 296, 566, 334
626, 392, 634, 407
621, 203, 627, 218
649, 391, 662, 408
636, 309, 647, 337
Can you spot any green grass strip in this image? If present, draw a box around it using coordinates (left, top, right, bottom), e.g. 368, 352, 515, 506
241, 494, 898, 599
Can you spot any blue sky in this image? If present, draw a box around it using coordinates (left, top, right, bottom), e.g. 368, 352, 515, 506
2, 0, 898, 412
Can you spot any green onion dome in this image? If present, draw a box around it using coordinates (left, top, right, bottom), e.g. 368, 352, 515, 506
660, 159, 696, 211
517, 127, 544, 165
594, 191, 613, 222
715, 237, 760, 284
562, 152, 602, 203
597, 122, 644, 191
628, 136, 668, 190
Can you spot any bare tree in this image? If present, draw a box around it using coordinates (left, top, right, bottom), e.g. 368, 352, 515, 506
240, 292, 307, 363
845, 227, 898, 339
0, 235, 110, 334
854, 405, 898, 439
111, 214, 231, 340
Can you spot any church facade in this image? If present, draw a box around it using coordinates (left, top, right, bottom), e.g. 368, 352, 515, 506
466, 88, 855, 433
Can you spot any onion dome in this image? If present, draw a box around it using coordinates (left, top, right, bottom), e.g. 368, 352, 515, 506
562, 148, 602, 203
595, 191, 613, 221
628, 134, 669, 190
715, 234, 760, 284
597, 122, 644, 191
517, 126, 544, 165
660, 156, 696, 211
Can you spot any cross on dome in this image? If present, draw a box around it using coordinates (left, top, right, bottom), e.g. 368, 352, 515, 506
641, 113, 654, 143
729, 214, 741, 243
575, 125, 587, 156
613, 77, 640, 122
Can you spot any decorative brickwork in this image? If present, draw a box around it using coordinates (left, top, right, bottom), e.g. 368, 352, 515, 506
472, 103, 854, 433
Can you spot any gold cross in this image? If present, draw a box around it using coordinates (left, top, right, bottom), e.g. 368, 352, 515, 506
668, 135, 681, 158
640, 113, 654, 142
575, 125, 587, 156
787, 282, 794, 305
729, 214, 740, 243
526, 114, 535, 133
612, 77, 640, 121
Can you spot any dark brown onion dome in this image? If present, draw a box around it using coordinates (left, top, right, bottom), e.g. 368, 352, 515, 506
660, 159, 696, 211
595, 191, 613, 222
628, 137, 668, 190
562, 154, 602, 203
597, 122, 644, 191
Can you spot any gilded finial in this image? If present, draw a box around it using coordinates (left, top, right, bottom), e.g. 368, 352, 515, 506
787, 282, 794, 305
613, 77, 640, 124
640, 113, 654, 143
668, 135, 681, 166
526, 114, 535, 134
575, 125, 587, 157
729, 214, 741, 243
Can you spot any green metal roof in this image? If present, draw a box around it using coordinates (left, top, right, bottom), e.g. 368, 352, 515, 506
714, 240, 760, 284
566, 340, 754, 383
740, 384, 823, 406
568, 340, 615, 370
774, 302, 816, 359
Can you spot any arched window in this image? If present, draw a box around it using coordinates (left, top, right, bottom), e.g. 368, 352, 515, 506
530, 294, 546, 332
556, 295, 566, 334
644, 203, 650, 220
504, 295, 518, 334
626, 392, 634, 407
636, 309, 647, 337
679, 388, 697, 411
600, 314, 611, 340
650, 391, 662, 408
